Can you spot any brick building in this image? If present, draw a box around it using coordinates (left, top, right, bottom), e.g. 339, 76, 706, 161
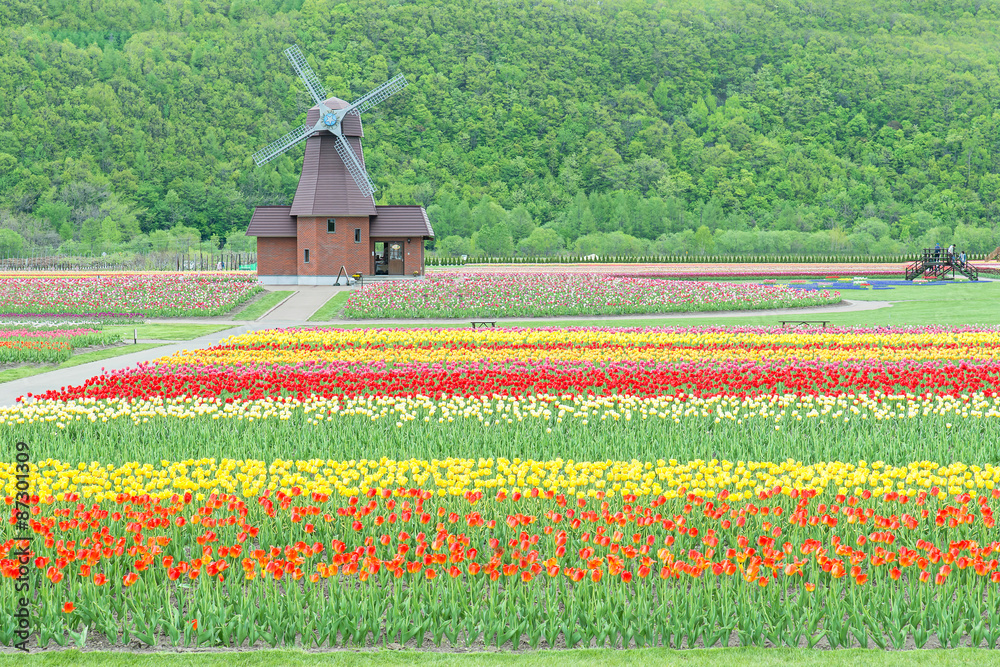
247, 95, 434, 285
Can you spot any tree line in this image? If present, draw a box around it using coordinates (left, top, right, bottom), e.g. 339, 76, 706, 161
3, 0, 1000, 257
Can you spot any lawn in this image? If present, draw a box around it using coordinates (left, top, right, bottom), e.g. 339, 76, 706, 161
2, 648, 997, 666
308, 290, 352, 321
104, 324, 235, 341
232, 291, 294, 321
665, 279, 997, 328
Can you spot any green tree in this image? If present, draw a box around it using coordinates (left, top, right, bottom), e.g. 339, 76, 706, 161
473, 224, 514, 257
517, 228, 564, 257
694, 225, 714, 254
0, 228, 24, 255
438, 235, 472, 257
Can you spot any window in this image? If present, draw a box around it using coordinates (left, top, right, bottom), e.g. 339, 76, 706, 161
303, 248, 310, 264
389, 242, 402, 260
327, 218, 336, 233
354, 229, 361, 243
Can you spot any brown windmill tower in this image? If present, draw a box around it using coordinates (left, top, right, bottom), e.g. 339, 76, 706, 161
246, 45, 434, 285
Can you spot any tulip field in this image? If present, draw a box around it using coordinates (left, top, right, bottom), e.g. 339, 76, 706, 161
429, 262, 912, 279
3, 325, 1000, 651
344, 273, 839, 318
0, 273, 261, 317
0, 327, 122, 365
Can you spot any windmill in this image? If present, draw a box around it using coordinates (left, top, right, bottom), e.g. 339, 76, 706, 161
245, 44, 433, 285
251, 45, 407, 199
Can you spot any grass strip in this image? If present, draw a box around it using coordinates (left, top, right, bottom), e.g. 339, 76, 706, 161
308, 290, 352, 321
232, 291, 294, 321
2, 648, 996, 667
0, 343, 163, 384
103, 324, 234, 341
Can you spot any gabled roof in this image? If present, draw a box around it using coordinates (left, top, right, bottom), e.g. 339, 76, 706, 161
371, 205, 435, 238
289, 134, 377, 217
246, 206, 296, 237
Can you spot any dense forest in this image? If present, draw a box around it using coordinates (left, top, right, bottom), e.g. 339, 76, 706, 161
4, 0, 1000, 257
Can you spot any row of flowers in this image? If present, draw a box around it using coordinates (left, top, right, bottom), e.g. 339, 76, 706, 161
2, 466, 999, 648
0, 274, 261, 317
344, 274, 839, 318
426, 262, 914, 277
21, 325, 1000, 402
4, 456, 997, 504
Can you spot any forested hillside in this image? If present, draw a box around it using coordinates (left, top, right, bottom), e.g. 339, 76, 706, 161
4, 0, 1000, 257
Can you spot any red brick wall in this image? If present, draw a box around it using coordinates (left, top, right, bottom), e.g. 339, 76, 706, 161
371, 237, 426, 276
256, 237, 297, 275
404, 239, 425, 276
297, 217, 370, 276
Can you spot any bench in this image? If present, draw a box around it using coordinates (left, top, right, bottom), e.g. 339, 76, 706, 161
470, 321, 497, 329
779, 320, 830, 328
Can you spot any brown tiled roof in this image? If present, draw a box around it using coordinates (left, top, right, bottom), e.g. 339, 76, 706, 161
306, 96, 363, 137
246, 206, 296, 237
370, 205, 435, 238
289, 134, 377, 217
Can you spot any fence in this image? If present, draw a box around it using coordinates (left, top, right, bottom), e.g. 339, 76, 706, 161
426, 253, 993, 267
0, 252, 257, 272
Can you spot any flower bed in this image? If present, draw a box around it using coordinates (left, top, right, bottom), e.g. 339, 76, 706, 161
0, 273, 261, 317
343, 274, 839, 318
0, 327, 121, 365
3, 325, 1000, 649
429, 262, 909, 279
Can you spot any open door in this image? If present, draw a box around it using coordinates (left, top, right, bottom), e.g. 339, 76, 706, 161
373, 242, 388, 275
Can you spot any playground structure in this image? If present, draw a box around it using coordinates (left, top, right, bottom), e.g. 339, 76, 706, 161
905, 248, 979, 281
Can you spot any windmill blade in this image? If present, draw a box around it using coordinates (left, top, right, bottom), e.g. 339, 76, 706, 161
333, 137, 376, 197
346, 73, 408, 116
252, 124, 311, 167
284, 45, 328, 107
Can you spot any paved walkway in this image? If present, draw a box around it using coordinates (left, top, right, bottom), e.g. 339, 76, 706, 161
259, 285, 349, 322
0, 298, 891, 408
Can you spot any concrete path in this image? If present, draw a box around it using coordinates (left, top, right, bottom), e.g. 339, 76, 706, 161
258, 285, 349, 322
0, 326, 246, 408
0, 298, 892, 408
